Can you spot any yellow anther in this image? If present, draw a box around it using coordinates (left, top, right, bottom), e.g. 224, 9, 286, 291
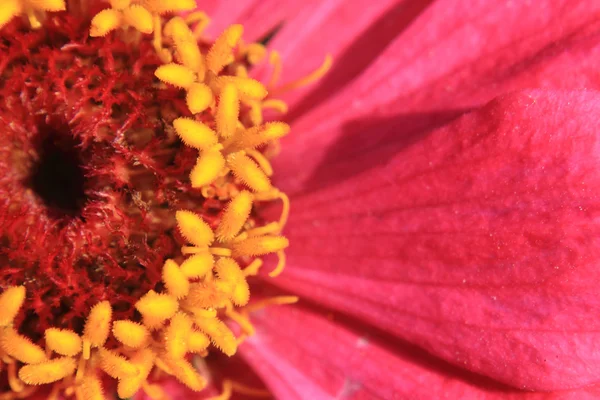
112, 321, 150, 348
176, 210, 215, 247
213, 76, 268, 102
123, 5, 154, 34
180, 252, 214, 279
155, 63, 196, 89
135, 291, 179, 322
164, 16, 195, 42
262, 99, 288, 114
243, 296, 299, 313
116, 348, 154, 399
0, 0, 66, 30
90, 9, 122, 37
176, 41, 203, 74
163, 355, 207, 391
44, 328, 82, 357
267, 50, 282, 88
173, 118, 218, 150
184, 11, 210, 38
214, 258, 249, 306
269, 250, 287, 277
187, 330, 210, 353
0, 328, 47, 364
190, 150, 226, 188
98, 348, 139, 379
164, 312, 193, 359
0, 286, 25, 326
207, 24, 244, 74
248, 101, 264, 126
246, 149, 273, 176
271, 54, 333, 96
226, 152, 272, 193
227, 122, 290, 152
194, 316, 237, 356
18, 357, 76, 385
141, 0, 197, 13
183, 282, 229, 310
79, 372, 104, 400
243, 258, 263, 277
186, 82, 213, 114
82, 301, 112, 360
232, 235, 289, 258
216, 190, 253, 242
110, 0, 131, 10
163, 259, 190, 299
244, 43, 267, 65
216, 83, 239, 139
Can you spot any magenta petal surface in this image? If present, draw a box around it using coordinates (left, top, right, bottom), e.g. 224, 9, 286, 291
241, 303, 600, 399
269, 90, 600, 391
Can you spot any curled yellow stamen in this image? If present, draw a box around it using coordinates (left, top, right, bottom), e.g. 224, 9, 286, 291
270, 54, 333, 96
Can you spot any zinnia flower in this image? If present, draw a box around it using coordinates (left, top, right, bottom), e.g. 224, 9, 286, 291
2, 0, 600, 399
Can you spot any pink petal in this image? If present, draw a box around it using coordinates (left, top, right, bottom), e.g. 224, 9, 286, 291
241, 301, 600, 399
275, 0, 600, 194
269, 90, 600, 391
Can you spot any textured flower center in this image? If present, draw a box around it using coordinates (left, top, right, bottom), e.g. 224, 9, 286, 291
0, 1, 330, 399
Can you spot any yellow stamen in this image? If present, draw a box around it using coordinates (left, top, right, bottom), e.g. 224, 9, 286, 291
97, 348, 138, 379
269, 250, 287, 277
232, 235, 289, 258
243, 43, 267, 65
227, 122, 290, 152
173, 117, 218, 150
44, 328, 82, 357
0, 328, 47, 364
164, 16, 194, 42
162, 355, 207, 391
270, 54, 333, 96
135, 291, 179, 322
18, 357, 77, 385
210, 379, 271, 400
90, 9, 121, 37
213, 76, 268, 102
187, 330, 210, 353
79, 372, 104, 400
183, 282, 229, 310
216, 83, 240, 139
267, 50, 282, 88
176, 210, 215, 247
155, 63, 196, 89
207, 24, 243, 74
164, 312, 193, 359
122, 5, 154, 34
216, 190, 253, 242
7, 360, 24, 393
194, 316, 237, 356
143, 0, 197, 14
116, 348, 155, 399
176, 41, 203, 74
243, 296, 299, 313
162, 259, 190, 299
215, 258, 250, 306
186, 82, 213, 114
243, 258, 263, 277
82, 301, 112, 360
112, 321, 150, 348
190, 150, 226, 188
184, 11, 210, 38
244, 222, 281, 237
0, 286, 25, 327
225, 306, 254, 335
262, 99, 288, 114
246, 149, 273, 176
180, 252, 214, 278
209, 247, 233, 257
226, 152, 272, 193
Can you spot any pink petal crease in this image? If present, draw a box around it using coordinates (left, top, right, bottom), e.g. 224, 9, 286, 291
268, 90, 600, 391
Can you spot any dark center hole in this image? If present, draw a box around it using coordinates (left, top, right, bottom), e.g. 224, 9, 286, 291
29, 128, 87, 216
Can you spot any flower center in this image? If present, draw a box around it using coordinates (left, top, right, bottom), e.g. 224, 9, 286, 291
29, 125, 87, 217
0, 1, 330, 399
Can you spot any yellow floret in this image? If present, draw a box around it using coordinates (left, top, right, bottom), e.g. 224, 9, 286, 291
232, 235, 289, 257
112, 321, 150, 348
173, 117, 219, 150
135, 291, 179, 322
82, 301, 112, 359
190, 150, 226, 188
215, 191, 253, 241
186, 82, 213, 114
90, 9, 122, 37
206, 24, 243, 74
155, 63, 196, 89
176, 210, 215, 247
180, 252, 214, 278
226, 152, 272, 193
98, 348, 139, 379
44, 328, 82, 357
18, 357, 76, 385
0, 286, 25, 327
123, 5, 154, 34
0, 328, 47, 364
162, 259, 190, 299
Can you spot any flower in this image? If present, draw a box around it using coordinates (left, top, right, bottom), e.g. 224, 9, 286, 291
2, 0, 600, 400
